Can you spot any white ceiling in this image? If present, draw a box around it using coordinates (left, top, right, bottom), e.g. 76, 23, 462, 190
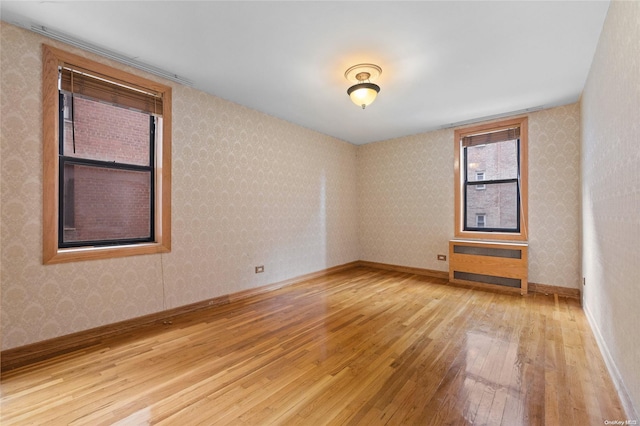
1, 1, 610, 145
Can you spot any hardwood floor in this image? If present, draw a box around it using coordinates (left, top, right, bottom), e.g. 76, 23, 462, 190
0, 267, 626, 425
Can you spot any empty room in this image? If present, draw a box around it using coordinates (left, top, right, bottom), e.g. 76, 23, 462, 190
1, 1, 638, 425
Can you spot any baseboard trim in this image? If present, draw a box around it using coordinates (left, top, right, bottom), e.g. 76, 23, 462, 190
227, 261, 359, 303
357, 261, 580, 299
528, 282, 581, 299
357, 260, 449, 280
584, 304, 639, 421
0, 261, 359, 373
359, 261, 526, 295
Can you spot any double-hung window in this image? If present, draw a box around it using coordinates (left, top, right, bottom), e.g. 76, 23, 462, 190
476, 213, 486, 228
43, 45, 172, 263
454, 117, 528, 241
475, 172, 486, 190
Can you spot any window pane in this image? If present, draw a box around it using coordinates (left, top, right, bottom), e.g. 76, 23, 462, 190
466, 139, 518, 181
62, 164, 151, 243
62, 93, 150, 166
465, 182, 518, 230
62, 164, 75, 228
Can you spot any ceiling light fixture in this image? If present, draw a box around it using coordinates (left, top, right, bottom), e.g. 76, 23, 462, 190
345, 63, 381, 109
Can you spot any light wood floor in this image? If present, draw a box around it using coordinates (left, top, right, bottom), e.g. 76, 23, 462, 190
0, 267, 626, 425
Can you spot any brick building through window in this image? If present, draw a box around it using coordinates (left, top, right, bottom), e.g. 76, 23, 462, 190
464, 139, 519, 231
61, 95, 154, 246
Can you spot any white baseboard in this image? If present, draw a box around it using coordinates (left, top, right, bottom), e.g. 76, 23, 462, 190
583, 303, 639, 421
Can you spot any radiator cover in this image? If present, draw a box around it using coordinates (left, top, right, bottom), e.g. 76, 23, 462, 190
449, 240, 528, 294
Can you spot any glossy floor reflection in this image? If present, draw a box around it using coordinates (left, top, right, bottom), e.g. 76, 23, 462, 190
0, 267, 626, 425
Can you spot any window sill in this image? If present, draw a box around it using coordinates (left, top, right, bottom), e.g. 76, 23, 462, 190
454, 230, 528, 242
44, 242, 169, 265
451, 238, 529, 246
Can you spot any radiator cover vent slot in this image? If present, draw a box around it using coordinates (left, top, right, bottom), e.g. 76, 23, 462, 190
453, 271, 521, 288
453, 245, 521, 259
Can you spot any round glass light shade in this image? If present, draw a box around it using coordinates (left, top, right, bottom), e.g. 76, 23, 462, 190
347, 83, 380, 109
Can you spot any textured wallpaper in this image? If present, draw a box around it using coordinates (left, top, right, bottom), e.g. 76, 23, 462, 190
358, 129, 453, 270
358, 104, 582, 288
581, 0, 640, 417
527, 104, 581, 288
0, 23, 359, 350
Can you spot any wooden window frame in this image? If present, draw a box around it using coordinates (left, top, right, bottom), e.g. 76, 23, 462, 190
454, 116, 528, 241
42, 45, 172, 264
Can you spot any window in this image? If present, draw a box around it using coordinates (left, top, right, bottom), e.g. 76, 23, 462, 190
454, 117, 528, 241
476, 214, 486, 228
475, 171, 486, 190
59, 92, 155, 247
43, 45, 172, 264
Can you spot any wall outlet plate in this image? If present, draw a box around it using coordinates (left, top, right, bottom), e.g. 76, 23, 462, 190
255, 265, 264, 273
437, 254, 447, 261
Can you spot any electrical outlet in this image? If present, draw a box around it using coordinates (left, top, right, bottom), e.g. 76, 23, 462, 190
255, 265, 264, 273
437, 254, 447, 261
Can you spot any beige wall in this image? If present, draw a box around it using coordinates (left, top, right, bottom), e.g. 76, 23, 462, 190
358, 128, 453, 270
0, 23, 359, 350
581, 0, 640, 418
358, 103, 581, 289
528, 105, 582, 288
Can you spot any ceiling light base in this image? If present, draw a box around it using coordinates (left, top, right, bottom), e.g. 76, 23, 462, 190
344, 64, 382, 84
